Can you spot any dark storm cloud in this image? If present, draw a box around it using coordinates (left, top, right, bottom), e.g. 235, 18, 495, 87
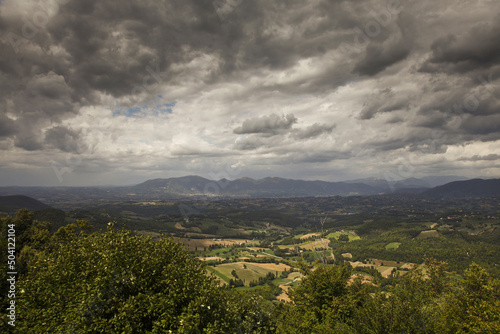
412, 13, 500, 143
0, 0, 223, 151
358, 9, 500, 131
0, 0, 401, 125
1, 0, 500, 185
459, 114, 500, 137
353, 12, 415, 76
45, 0, 192, 98
233, 114, 298, 135
421, 15, 500, 73
0, 115, 17, 137
232, 1, 352, 71
0, 0, 415, 152
236, 0, 410, 93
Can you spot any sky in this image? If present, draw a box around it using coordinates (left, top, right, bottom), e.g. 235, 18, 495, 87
0, 0, 499, 186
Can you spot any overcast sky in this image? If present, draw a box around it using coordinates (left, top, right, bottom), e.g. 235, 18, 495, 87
1, 0, 499, 186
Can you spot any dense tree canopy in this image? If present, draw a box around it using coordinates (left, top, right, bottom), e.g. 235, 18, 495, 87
17, 224, 235, 332
1, 215, 275, 333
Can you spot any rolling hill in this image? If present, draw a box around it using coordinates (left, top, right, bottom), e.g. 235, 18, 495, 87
422, 178, 500, 198
345, 175, 469, 191
0, 195, 52, 213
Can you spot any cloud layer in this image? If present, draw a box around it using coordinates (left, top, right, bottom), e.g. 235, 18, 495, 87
0, 0, 499, 185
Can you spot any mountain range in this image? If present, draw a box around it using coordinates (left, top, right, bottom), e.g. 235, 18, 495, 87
131, 175, 382, 197
0, 176, 499, 206
126, 175, 500, 199
129, 175, 477, 197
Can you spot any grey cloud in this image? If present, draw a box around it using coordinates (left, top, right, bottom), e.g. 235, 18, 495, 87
232, 134, 289, 151
44, 126, 87, 153
233, 114, 297, 135
289, 151, 351, 164
13, 132, 44, 151
258, 148, 352, 165
253, 70, 357, 97
417, 90, 467, 116
233, 121, 335, 151
459, 154, 500, 162
369, 137, 409, 152
233, 137, 265, 151
414, 74, 500, 123
386, 116, 404, 124
368, 126, 455, 155
412, 113, 448, 128
26, 71, 72, 100
359, 88, 410, 120
291, 123, 335, 140
170, 146, 228, 158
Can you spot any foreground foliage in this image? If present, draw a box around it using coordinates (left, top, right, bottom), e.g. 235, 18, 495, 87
2, 212, 277, 333
1, 210, 499, 333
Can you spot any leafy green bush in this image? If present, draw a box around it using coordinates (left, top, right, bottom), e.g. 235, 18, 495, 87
15, 225, 267, 333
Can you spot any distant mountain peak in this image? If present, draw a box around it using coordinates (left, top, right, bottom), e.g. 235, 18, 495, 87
235, 177, 256, 181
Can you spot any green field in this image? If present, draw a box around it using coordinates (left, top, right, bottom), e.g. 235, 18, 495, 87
386, 242, 401, 250
209, 262, 296, 286
201, 247, 233, 256
273, 272, 303, 286
416, 230, 439, 239
326, 231, 361, 241
206, 267, 231, 283
298, 238, 330, 250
